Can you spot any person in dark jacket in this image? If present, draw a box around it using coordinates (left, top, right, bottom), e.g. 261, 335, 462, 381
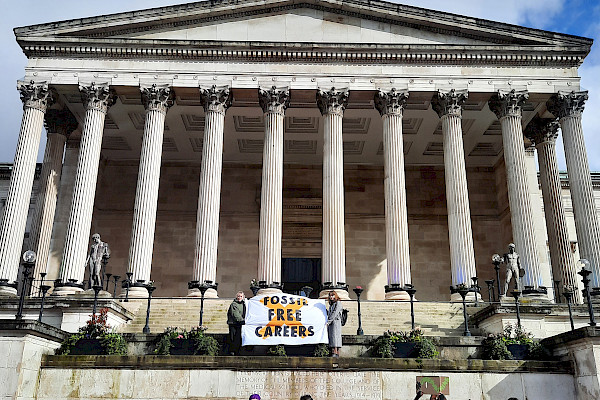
227, 291, 246, 355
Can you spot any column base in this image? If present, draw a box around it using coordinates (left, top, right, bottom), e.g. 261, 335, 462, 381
0, 286, 17, 297
385, 290, 413, 301
319, 289, 350, 300
75, 288, 113, 298
187, 288, 218, 298
257, 287, 282, 296
52, 281, 84, 296
450, 292, 482, 303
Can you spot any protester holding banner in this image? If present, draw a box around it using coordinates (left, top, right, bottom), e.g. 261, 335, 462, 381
227, 291, 246, 355
326, 291, 343, 357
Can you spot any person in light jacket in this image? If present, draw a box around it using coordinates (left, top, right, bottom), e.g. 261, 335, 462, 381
326, 290, 342, 357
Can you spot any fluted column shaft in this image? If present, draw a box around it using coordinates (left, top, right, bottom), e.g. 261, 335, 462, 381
0, 81, 52, 296
127, 85, 174, 297
526, 117, 579, 301
490, 90, 542, 290
317, 88, 349, 299
548, 91, 600, 287
257, 87, 289, 290
375, 90, 412, 300
30, 109, 77, 285
191, 86, 231, 297
56, 83, 116, 294
432, 90, 477, 294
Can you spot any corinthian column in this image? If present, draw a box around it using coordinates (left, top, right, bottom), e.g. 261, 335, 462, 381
190, 85, 231, 298
432, 89, 478, 301
257, 86, 289, 294
0, 81, 53, 296
30, 109, 78, 285
525, 116, 580, 302
55, 83, 116, 295
127, 84, 174, 298
316, 88, 349, 300
374, 89, 412, 300
489, 90, 544, 295
547, 91, 600, 288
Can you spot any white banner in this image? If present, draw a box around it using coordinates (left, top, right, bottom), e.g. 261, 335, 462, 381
242, 293, 328, 346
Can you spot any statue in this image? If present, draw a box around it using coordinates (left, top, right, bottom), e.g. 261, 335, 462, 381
87, 233, 110, 288
503, 243, 523, 295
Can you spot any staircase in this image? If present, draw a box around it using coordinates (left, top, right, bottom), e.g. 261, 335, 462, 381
118, 298, 485, 336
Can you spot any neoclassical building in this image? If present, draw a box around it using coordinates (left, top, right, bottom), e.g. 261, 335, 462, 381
0, 0, 598, 301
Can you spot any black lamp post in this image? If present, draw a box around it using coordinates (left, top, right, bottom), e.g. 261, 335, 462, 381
92, 285, 103, 318
105, 273, 112, 291
563, 286, 575, 331
492, 254, 503, 298
578, 259, 596, 327
38, 272, 47, 297
142, 284, 156, 334
301, 285, 314, 298
353, 286, 364, 335
16, 251, 36, 320
454, 285, 471, 337
112, 275, 120, 298
38, 284, 51, 323
511, 289, 522, 329
485, 280, 495, 303
124, 272, 133, 302
404, 284, 417, 331
189, 280, 218, 327
471, 277, 480, 303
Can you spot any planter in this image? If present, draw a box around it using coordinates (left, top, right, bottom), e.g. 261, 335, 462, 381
70, 338, 104, 355
393, 342, 418, 358
507, 344, 529, 360
169, 338, 196, 355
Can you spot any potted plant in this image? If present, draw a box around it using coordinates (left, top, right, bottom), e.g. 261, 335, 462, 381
154, 326, 220, 356
482, 324, 548, 360
56, 308, 127, 355
369, 329, 438, 359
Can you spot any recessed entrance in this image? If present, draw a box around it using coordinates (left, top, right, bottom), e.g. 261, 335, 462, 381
282, 258, 321, 298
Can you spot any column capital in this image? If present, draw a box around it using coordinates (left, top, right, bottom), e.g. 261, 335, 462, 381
375, 89, 409, 116
141, 84, 174, 113
432, 89, 468, 118
316, 87, 348, 116
258, 86, 290, 115
44, 108, 78, 138
18, 81, 54, 112
547, 90, 588, 119
488, 89, 529, 119
79, 83, 117, 113
524, 116, 559, 146
200, 85, 232, 114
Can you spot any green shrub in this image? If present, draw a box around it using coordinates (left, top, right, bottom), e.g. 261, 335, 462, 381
267, 344, 287, 357
313, 343, 330, 357
369, 329, 438, 359
153, 326, 219, 355
482, 324, 550, 360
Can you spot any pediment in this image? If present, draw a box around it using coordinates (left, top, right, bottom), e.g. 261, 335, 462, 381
117, 8, 491, 45
14, 0, 592, 49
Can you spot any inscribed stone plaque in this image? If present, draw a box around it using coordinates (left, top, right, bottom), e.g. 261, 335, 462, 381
236, 370, 382, 400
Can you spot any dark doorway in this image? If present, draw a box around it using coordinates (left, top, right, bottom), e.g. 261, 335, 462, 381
282, 258, 321, 298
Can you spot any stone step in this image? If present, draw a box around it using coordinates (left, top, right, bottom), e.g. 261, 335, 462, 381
118, 298, 484, 336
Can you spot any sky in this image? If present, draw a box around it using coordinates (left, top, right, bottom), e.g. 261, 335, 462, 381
1, 0, 599, 170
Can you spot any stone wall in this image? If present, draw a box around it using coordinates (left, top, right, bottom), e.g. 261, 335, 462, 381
77, 161, 509, 300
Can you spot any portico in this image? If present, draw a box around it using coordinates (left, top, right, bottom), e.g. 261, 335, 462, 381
0, 0, 597, 302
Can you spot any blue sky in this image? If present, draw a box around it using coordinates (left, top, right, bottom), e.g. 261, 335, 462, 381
1, 0, 599, 169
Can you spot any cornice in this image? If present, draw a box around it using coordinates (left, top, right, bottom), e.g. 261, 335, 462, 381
13, 0, 593, 49
16, 37, 588, 68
